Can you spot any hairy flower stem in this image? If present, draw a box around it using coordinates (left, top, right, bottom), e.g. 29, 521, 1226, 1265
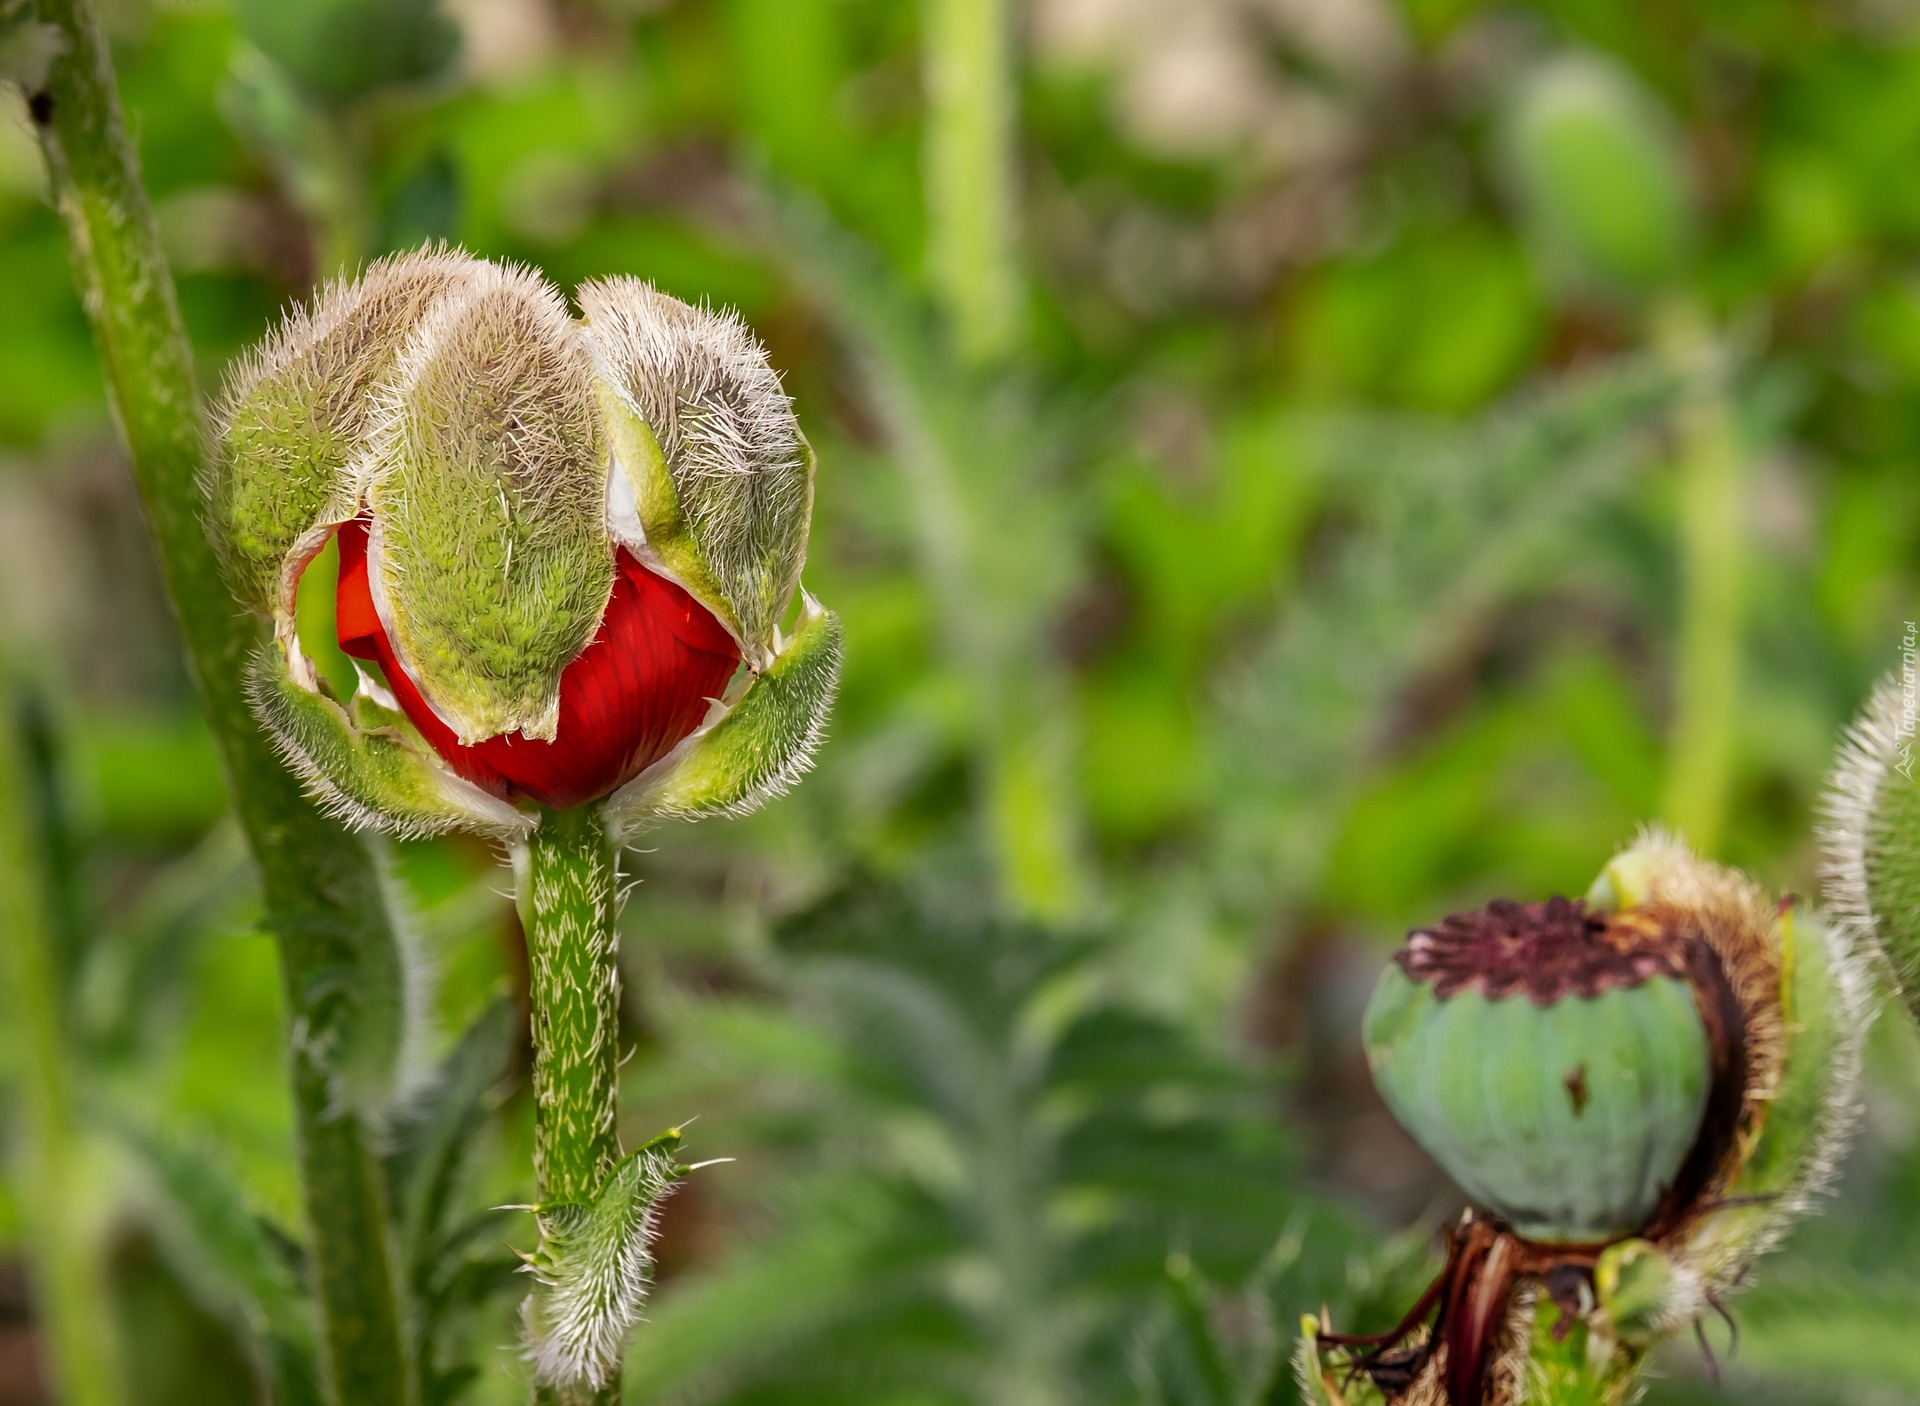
23, 2, 412, 1401
519, 807, 624, 1405
0, 703, 124, 1406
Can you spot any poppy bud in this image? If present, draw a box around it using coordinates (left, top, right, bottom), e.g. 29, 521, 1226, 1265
211, 247, 840, 833
1307, 833, 1867, 1406
1502, 53, 1695, 300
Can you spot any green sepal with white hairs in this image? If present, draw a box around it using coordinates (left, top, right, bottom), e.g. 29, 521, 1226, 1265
521, 1129, 686, 1393
206, 247, 484, 623
1681, 902, 1867, 1289
247, 638, 532, 842
365, 261, 613, 745
591, 379, 747, 652
580, 278, 814, 670
602, 597, 842, 835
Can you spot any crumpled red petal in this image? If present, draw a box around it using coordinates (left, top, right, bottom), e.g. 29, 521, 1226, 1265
331, 516, 741, 811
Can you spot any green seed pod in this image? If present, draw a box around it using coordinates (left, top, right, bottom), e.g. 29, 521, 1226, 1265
1364, 923, 1714, 1243
1309, 833, 1867, 1406
1503, 53, 1695, 300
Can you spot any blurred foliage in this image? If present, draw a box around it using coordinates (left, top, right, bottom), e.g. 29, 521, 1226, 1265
1, 0, 1919, 1403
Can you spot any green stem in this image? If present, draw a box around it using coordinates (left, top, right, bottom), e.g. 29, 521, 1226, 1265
519, 807, 623, 1406
24, 3, 412, 1401
0, 703, 124, 1406
918, 6, 1089, 916
923, 0, 1020, 362
1657, 298, 1744, 856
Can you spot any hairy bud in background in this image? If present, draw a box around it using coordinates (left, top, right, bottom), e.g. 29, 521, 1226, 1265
1825, 671, 1920, 1021
1300, 832, 1868, 1406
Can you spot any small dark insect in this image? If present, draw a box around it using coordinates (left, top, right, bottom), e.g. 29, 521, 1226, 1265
1564, 1063, 1591, 1115
28, 91, 54, 126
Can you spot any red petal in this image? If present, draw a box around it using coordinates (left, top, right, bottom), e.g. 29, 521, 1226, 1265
331, 516, 741, 810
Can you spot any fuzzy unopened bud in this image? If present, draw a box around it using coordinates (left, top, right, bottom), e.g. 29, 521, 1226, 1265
1825, 673, 1920, 1020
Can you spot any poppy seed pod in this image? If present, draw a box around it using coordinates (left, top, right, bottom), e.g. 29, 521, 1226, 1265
1364, 899, 1721, 1244
206, 247, 841, 835
1303, 834, 1867, 1406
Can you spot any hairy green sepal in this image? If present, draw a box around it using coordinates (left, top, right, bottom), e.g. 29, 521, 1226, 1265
248, 639, 531, 841
603, 599, 842, 834
1364, 968, 1710, 1243
581, 278, 814, 666
593, 380, 747, 647
1683, 903, 1860, 1285
207, 249, 480, 622
369, 266, 612, 744
1830, 680, 1920, 1018
1866, 767, 1920, 1004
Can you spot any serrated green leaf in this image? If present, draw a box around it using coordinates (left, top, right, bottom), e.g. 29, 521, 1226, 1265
387, 996, 517, 1274
121, 1124, 322, 1406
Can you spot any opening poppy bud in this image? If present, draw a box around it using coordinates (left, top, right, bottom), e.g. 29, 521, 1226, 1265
333, 515, 740, 810
210, 246, 839, 829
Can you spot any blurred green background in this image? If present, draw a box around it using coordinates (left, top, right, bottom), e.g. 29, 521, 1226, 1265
1, 0, 1918, 1402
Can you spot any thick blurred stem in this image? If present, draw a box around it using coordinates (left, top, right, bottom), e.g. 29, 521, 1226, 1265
520, 807, 623, 1406
923, 0, 1020, 362
981, 674, 1085, 923
921, 0, 1085, 917
0, 702, 123, 1406
1658, 298, 1744, 857
24, 3, 411, 1402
